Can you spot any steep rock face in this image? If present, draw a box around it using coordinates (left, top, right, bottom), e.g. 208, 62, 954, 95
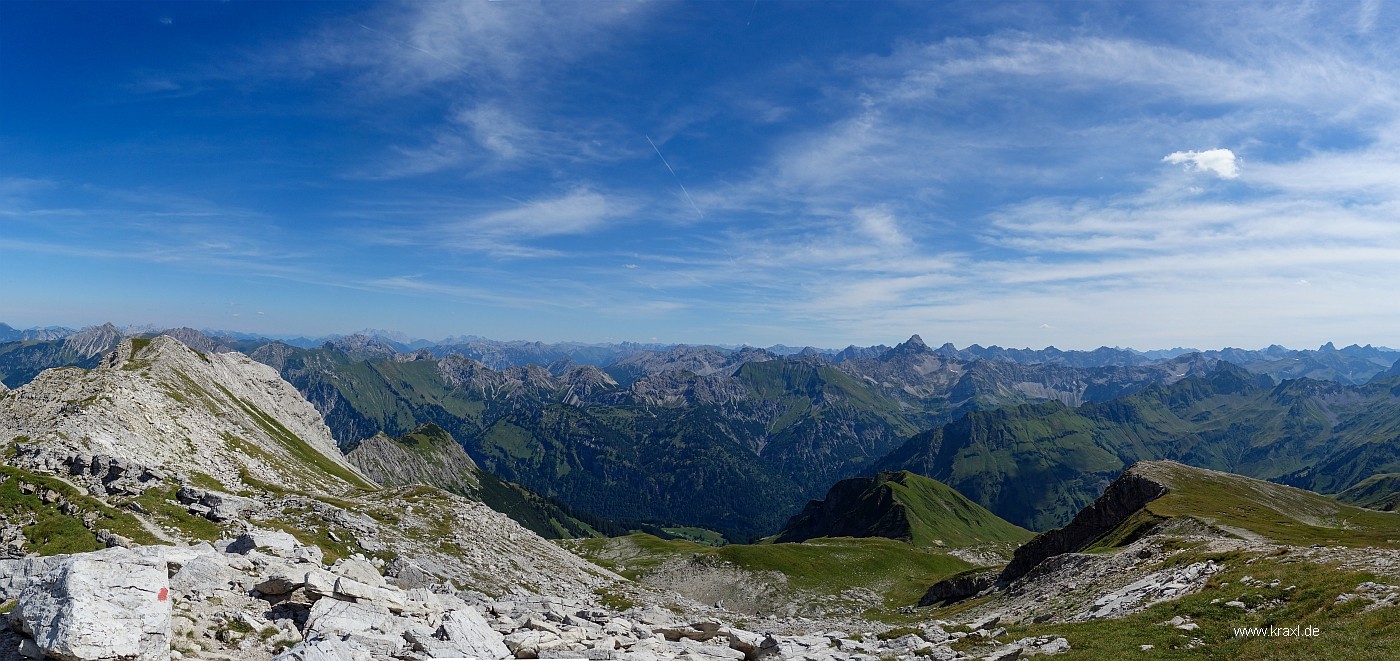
999, 465, 1170, 584
0, 336, 373, 496
156, 327, 233, 354
560, 365, 619, 406
62, 323, 124, 360
347, 424, 482, 496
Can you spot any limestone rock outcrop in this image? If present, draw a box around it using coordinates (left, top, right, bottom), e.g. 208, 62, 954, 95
7, 546, 171, 661
0, 336, 374, 497
999, 464, 1170, 583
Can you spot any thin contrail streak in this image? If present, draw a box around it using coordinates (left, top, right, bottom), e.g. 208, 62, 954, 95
646, 135, 704, 219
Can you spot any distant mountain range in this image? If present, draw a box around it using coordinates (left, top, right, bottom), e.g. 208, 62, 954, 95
4, 321, 1400, 541
5, 321, 1395, 376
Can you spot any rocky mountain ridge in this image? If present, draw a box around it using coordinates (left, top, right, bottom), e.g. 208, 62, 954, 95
1, 335, 1086, 661
6, 323, 1400, 541
0, 336, 368, 497
4, 335, 1400, 659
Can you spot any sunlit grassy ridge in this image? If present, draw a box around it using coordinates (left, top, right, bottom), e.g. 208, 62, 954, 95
1133, 462, 1400, 550
776, 470, 1034, 548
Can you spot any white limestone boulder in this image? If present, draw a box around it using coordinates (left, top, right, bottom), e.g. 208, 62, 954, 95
7, 546, 172, 661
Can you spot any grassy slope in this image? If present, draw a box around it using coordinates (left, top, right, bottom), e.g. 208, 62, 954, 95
1135, 462, 1400, 550
776, 470, 1033, 548
1002, 551, 1400, 660
350, 423, 608, 539
1336, 473, 1400, 511
923, 463, 1400, 658
886, 472, 1035, 547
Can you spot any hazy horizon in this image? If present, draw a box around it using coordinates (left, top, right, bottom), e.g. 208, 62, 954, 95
4, 317, 1395, 356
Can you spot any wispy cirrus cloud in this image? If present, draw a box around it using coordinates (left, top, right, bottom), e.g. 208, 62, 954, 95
355, 186, 641, 259
258, 1, 658, 179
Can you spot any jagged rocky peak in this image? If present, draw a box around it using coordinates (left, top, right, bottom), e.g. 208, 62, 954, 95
155, 327, 226, 354
881, 334, 937, 362
564, 364, 618, 389
0, 335, 374, 497
833, 343, 888, 362
437, 354, 518, 397
62, 322, 124, 359
323, 333, 400, 359
559, 364, 619, 405
248, 340, 298, 372
899, 333, 929, 351
505, 363, 560, 392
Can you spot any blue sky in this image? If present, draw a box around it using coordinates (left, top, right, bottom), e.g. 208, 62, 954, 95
3, 1, 1400, 349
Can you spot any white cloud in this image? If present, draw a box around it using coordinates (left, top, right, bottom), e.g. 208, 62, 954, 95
854, 206, 907, 247
1162, 149, 1240, 179
422, 188, 638, 257
466, 188, 615, 238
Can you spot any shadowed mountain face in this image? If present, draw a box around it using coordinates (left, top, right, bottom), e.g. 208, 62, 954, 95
346, 423, 616, 540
